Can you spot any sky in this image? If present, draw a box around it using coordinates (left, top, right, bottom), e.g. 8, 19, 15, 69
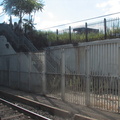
0, 0, 120, 30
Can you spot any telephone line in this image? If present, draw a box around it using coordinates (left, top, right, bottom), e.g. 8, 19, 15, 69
41, 12, 120, 30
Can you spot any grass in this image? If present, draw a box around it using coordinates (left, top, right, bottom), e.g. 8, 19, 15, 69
40, 18, 120, 46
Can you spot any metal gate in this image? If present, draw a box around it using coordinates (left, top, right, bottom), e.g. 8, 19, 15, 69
45, 40, 120, 113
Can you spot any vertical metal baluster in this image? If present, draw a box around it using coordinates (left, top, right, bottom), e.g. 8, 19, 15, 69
77, 75, 79, 104
79, 75, 81, 105
111, 77, 114, 112
107, 77, 109, 110
81, 77, 82, 105
77, 75, 78, 104
72, 75, 73, 103
71, 75, 72, 103
81, 76, 82, 105
94, 77, 96, 107
116, 43, 119, 112
103, 77, 106, 110
81, 76, 83, 105
98, 77, 100, 109
75, 75, 77, 104
115, 77, 117, 112
82, 77, 84, 105
101, 77, 103, 109
118, 78, 120, 113
91, 77, 92, 106
110, 77, 112, 111
84, 76, 86, 105
70, 75, 72, 103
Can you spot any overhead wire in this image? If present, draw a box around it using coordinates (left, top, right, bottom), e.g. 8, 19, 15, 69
41, 12, 120, 30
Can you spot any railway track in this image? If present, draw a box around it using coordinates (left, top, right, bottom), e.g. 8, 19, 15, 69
0, 90, 96, 120
0, 97, 52, 120
0, 91, 71, 119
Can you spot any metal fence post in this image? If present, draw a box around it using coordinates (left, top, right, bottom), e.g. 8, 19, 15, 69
42, 51, 46, 95
118, 47, 120, 113
85, 46, 90, 106
56, 29, 59, 42
69, 26, 71, 43
61, 48, 65, 101
104, 18, 107, 39
118, 78, 120, 113
85, 22, 88, 42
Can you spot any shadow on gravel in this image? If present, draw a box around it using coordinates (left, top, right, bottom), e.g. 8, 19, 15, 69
44, 96, 60, 108
30, 94, 60, 108
63, 101, 91, 117
31, 94, 40, 102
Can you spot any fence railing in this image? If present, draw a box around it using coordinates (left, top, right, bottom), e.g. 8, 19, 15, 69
45, 41, 120, 113
0, 40, 120, 113
45, 18, 120, 46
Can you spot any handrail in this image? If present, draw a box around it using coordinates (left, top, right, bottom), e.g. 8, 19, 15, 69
46, 51, 74, 74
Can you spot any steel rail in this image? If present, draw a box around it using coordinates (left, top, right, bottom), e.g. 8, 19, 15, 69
0, 90, 71, 118
0, 98, 52, 120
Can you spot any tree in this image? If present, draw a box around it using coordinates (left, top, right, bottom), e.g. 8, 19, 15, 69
0, 0, 44, 22
23, 17, 36, 36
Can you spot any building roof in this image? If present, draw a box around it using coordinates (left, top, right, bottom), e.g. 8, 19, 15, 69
73, 27, 99, 33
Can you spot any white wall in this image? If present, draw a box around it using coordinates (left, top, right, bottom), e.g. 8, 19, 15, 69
46, 38, 120, 76
0, 36, 16, 55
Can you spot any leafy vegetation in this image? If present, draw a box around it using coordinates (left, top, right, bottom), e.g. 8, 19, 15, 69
1, 0, 120, 49
0, 0, 44, 34
25, 30, 48, 50
37, 18, 120, 47
0, 0, 44, 21
26, 22, 120, 49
